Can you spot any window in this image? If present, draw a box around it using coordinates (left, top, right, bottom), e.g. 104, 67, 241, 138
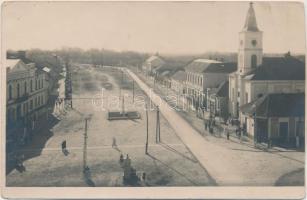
245, 92, 248, 104
232, 88, 235, 101
30, 80, 33, 92
23, 103, 26, 114
35, 80, 38, 90
38, 79, 41, 89
24, 81, 27, 93
251, 55, 257, 68
8, 85, 12, 100
30, 100, 33, 110
17, 83, 20, 98
237, 91, 240, 97
42, 79, 44, 88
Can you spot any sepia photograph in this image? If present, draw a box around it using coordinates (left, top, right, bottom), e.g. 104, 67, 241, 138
1, 0, 305, 198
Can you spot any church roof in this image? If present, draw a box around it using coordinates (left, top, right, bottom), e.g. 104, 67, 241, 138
243, 56, 305, 81
242, 2, 259, 32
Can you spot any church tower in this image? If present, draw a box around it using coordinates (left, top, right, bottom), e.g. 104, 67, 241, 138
238, 2, 263, 75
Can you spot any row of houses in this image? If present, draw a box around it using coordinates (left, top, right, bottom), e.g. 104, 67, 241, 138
142, 2, 305, 148
6, 51, 62, 152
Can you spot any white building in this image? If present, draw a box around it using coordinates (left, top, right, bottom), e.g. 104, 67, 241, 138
142, 55, 165, 75
6, 58, 49, 147
170, 70, 186, 94
229, 2, 305, 140
185, 59, 236, 111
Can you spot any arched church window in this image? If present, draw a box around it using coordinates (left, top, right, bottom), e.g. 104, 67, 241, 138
251, 55, 257, 68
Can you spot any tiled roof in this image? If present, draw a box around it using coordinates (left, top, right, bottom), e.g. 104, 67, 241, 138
241, 93, 304, 117
185, 59, 237, 74
171, 70, 186, 81
205, 62, 237, 73
146, 55, 164, 64
6, 59, 21, 69
243, 56, 305, 81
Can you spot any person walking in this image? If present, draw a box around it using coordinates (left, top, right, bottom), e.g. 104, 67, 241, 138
226, 126, 230, 140
61, 140, 67, 151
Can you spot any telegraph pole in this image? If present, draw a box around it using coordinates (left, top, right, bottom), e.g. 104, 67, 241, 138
156, 106, 161, 143
145, 104, 149, 154
83, 118, 89, 173
132, 80, 135, 103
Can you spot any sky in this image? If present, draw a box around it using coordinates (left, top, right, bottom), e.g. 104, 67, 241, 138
2, 1, 306, 55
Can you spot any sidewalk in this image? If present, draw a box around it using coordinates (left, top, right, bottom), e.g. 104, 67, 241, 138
127, 69, 304, 186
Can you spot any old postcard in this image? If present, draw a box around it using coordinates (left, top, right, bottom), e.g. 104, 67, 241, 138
1, 0, 305, 199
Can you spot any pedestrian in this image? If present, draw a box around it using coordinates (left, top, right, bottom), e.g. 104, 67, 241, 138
62, 140, 67, 151
119, 154, 124, 163
226, 127, 230, 140
142, 172, 146, 181
238, 127, 242, 142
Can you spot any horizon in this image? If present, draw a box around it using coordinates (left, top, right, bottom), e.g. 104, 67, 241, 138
2, 1, 306, 55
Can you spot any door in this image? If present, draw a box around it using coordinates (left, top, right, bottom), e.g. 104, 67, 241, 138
279, 122, 288, 143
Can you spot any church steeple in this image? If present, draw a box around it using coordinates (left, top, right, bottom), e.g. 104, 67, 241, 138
238, 2, 263, 75
243, 2, 259, 32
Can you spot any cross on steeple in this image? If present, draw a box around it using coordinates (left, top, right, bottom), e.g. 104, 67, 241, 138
243, 2, 259, 32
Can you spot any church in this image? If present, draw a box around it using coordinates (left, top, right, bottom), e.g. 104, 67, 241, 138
228, 3, 305, 146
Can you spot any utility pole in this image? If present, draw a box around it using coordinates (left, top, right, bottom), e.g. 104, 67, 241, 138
83, 118, 89, 173
132, 80, 135, 103
156, 106, 161, 143
145, 103, 149, 154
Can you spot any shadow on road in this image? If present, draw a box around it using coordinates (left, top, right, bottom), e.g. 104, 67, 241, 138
146, 153, 200, 186
159, 142, 198, 163
6, 115, 60, 175
275, 168, 304, 186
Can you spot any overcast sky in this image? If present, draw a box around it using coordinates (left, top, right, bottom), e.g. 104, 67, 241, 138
2, 1, 306, 54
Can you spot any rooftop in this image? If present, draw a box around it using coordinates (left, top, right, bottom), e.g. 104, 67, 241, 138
6, 59, 21, 69
241, 93, 305, 118
186, 59, 237, 74
171, 70, 186, 81
243, 56, 305, 81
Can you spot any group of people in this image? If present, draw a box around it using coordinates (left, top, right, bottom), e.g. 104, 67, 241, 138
204, 116, 247, 142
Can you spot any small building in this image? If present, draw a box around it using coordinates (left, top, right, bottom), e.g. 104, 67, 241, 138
170, 70, 186, 94
240, 93, 304, 148
142, 55, 165, 76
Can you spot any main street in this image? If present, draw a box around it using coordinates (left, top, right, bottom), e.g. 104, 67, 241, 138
127, 68, 305, 186
6, 64, 215, 187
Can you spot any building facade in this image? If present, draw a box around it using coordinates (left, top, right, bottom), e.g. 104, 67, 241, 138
229, 3, 305, 119
6, 59, 49, 149
229, 3, 305, 147
185, 59, 236, 112
170, 70, 186, 94
142, 55, 165, 76
240, 93, 304, 148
